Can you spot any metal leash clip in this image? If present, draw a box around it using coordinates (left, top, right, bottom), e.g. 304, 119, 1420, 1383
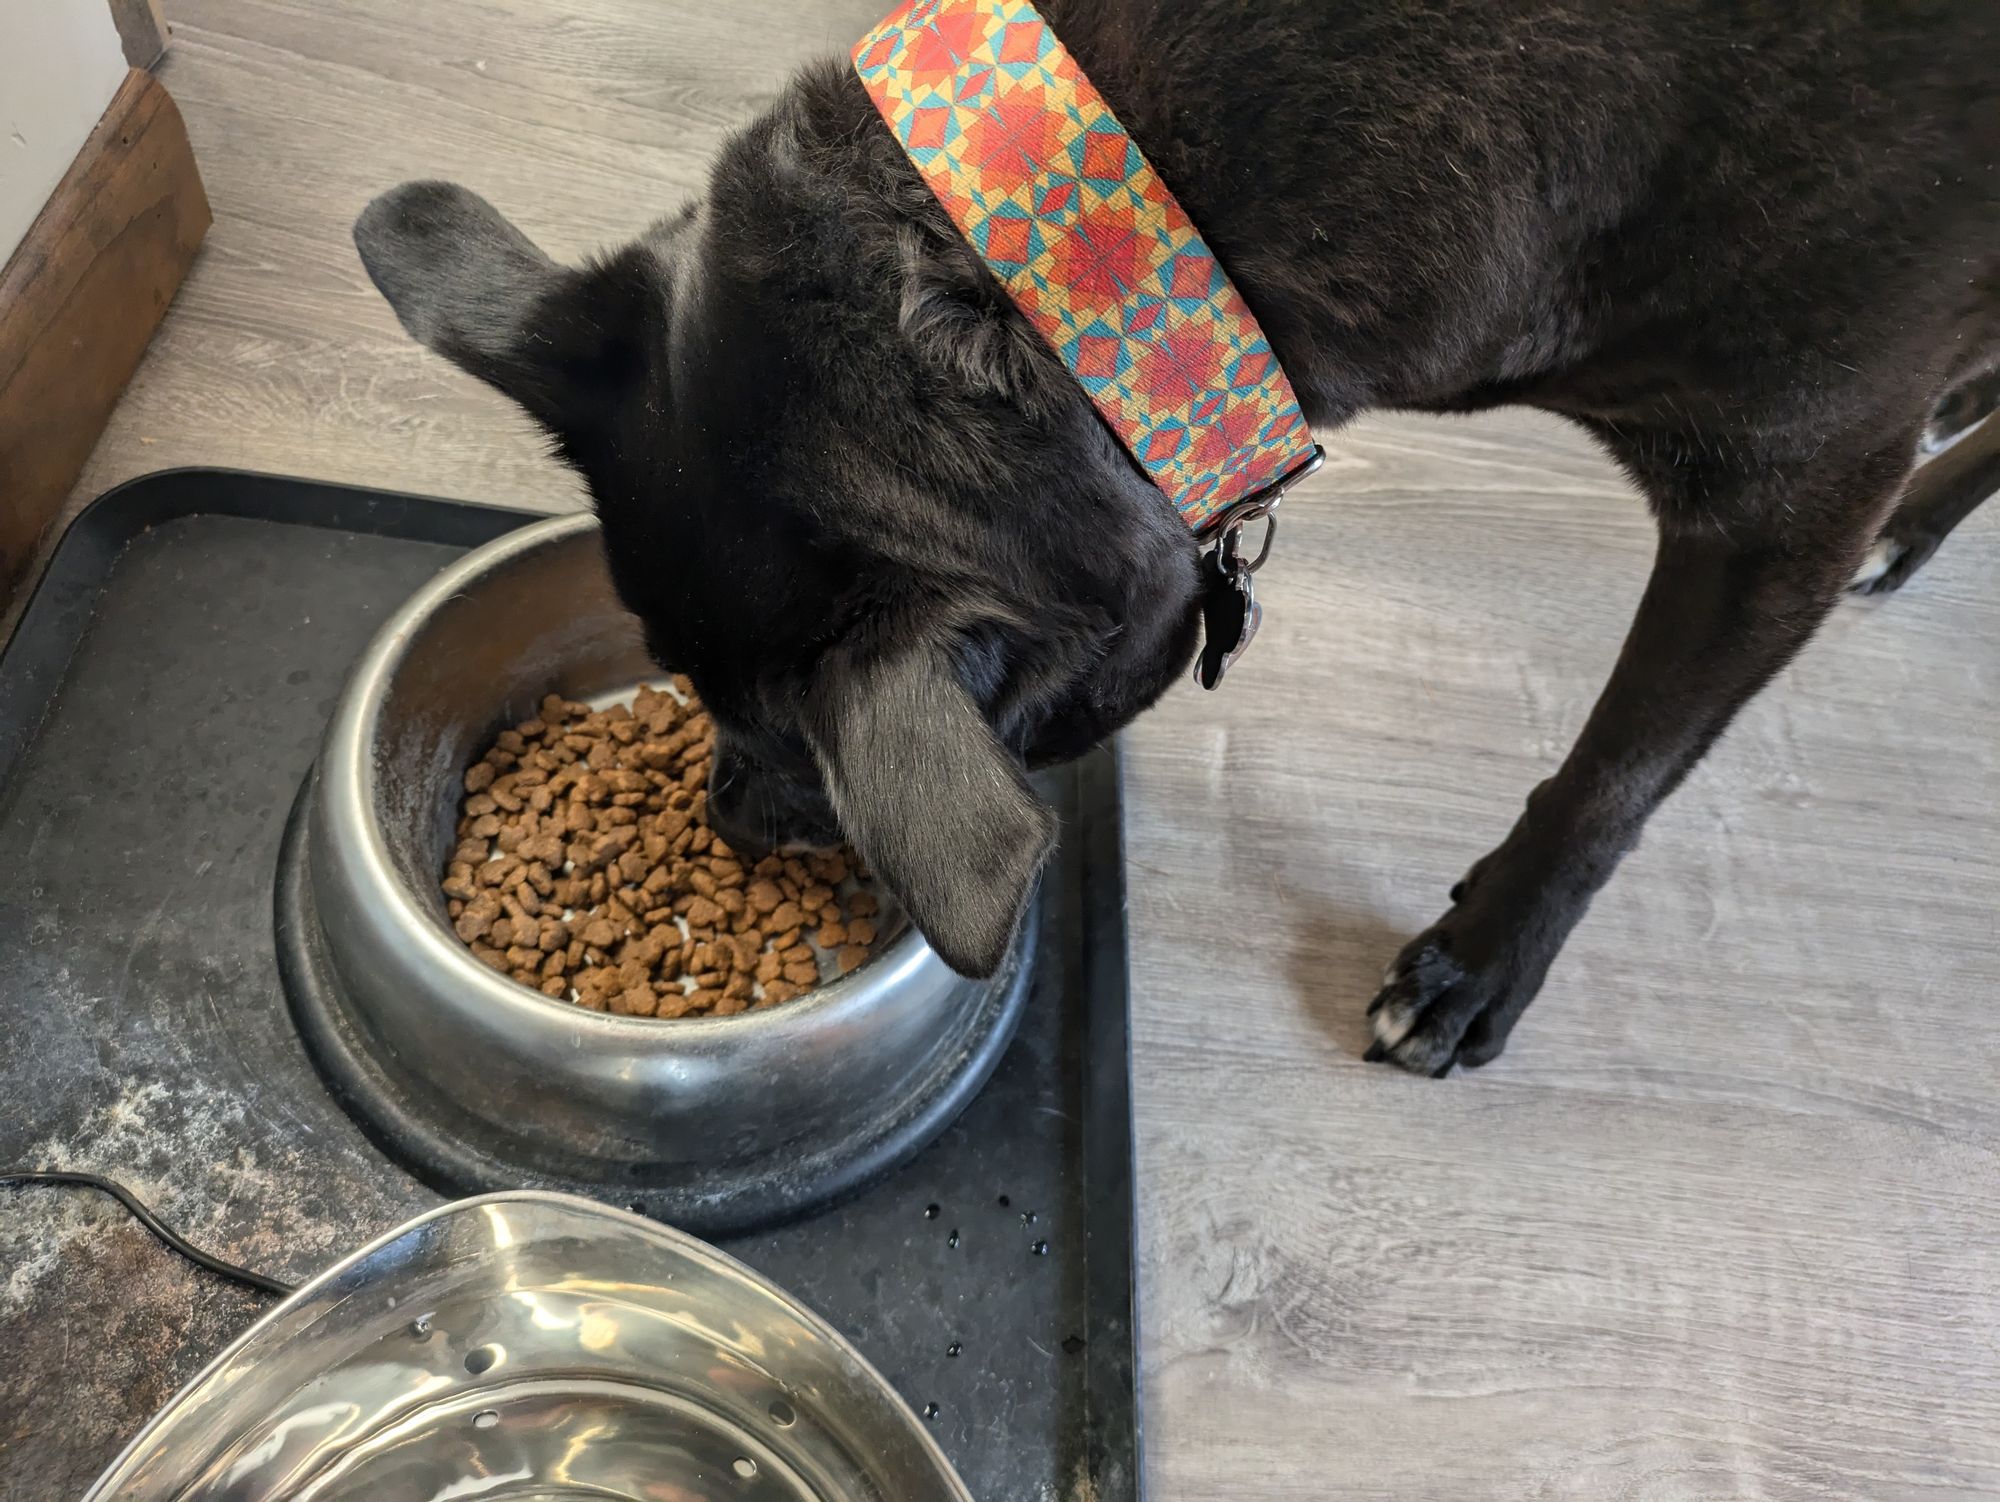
1193, 445, 1324, 689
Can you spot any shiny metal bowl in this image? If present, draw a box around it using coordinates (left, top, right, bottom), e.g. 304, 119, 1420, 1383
84, 1192, 972, 1501
276, 513, 1033, 1232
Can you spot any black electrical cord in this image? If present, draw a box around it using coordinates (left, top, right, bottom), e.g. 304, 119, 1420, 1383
2, 1169, 297, 1298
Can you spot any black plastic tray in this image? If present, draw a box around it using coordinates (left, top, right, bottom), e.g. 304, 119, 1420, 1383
0, 469, 1141, 1502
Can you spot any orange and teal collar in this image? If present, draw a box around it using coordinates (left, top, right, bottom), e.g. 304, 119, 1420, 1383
852, 0, 1322, 548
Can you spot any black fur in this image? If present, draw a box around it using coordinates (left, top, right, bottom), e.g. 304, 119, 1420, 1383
355, 0, 1998, 1068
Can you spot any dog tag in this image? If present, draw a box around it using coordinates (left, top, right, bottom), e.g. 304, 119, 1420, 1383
1195, 547, 1260, 689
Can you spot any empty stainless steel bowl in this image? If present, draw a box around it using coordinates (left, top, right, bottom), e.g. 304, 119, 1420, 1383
84, 1192, 973, 1501
276, 512, 1033, 1232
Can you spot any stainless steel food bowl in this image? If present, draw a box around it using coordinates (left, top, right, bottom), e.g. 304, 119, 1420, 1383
275, 513, 1033, 1232
84, 1192, 973, 1502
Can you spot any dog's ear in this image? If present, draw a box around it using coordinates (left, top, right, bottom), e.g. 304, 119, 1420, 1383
353, 181, 647, 433
807, 638, 1054, 978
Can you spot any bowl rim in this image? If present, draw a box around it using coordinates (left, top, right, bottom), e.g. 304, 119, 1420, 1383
82, 1191, 974, 1502
318, 509, 936, 1038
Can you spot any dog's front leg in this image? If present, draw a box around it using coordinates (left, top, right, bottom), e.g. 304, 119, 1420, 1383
1366, 438, 1913, 1075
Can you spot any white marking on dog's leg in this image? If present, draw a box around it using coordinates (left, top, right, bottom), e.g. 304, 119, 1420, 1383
1372, 999, 1416, 1049
1849, 538, 1899, 588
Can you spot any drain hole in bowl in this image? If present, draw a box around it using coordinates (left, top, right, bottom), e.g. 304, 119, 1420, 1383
767, 1399, 796, 1427
464, 1345, 498, 1376
733, 1458, 758, 1479
472, 1410, 499, 1429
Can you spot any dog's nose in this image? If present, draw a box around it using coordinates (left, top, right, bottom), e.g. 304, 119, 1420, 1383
706, 748, 841, 858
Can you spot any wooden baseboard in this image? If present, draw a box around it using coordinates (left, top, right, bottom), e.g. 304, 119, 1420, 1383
110, 0, 174, 70
0, 69, 210, 598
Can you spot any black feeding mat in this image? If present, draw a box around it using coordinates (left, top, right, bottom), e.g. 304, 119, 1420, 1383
0, 470, 1139, 1502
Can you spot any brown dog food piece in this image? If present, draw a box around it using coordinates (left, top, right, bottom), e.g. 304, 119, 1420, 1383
836, 945, 869, 976
610, 985, 657, 1017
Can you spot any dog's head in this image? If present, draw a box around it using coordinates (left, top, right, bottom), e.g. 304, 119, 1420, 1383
355, 65, 1200, 976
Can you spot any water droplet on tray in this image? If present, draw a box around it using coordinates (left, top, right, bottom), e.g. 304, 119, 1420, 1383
946, 1229, 960, 1249
946, 1341, 962, 1358
923, 1402, 940, 1420
1031, 1240, 1050, 1257
924, 1203, 940, 1220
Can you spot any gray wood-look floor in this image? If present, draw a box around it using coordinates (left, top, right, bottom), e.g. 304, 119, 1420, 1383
51, 3, 2000, 1496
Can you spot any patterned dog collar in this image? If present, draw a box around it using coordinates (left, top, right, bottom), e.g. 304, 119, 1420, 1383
853, 0, 1321, 541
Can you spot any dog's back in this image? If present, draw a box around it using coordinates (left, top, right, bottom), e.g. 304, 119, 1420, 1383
1051, 0, 1997, 443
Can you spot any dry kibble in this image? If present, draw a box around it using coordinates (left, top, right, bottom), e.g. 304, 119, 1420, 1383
445, 686, 884, 1014
611, 986, 658, 1018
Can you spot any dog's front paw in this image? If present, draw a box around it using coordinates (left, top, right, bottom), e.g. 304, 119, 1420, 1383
1364, 918, 1546, 1076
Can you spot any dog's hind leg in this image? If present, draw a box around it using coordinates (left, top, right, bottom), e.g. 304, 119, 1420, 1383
1367, 430, 1916, 1076
1851, 395, 2000, 595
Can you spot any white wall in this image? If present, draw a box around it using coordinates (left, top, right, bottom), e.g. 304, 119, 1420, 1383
0, 0, 131, 268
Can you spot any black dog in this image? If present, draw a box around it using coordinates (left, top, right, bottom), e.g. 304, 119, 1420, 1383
355, 0, 1998, 1074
